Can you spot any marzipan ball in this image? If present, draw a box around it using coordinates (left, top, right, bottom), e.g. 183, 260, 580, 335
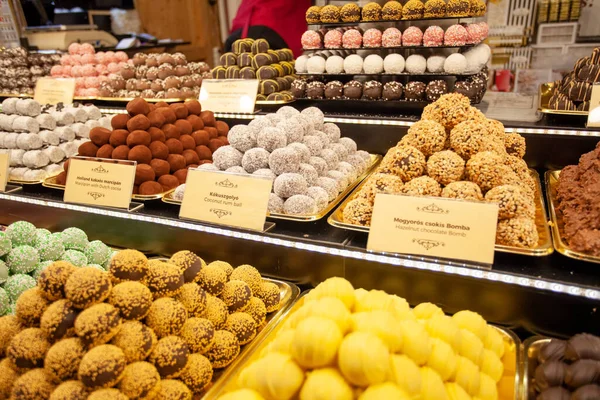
109, 129, 129, 147
140, 181, 164, 195
187, 115, 204, 131
237, 353, 303, 399
180, 134, 196, 150
118, 362, 161, 399
7, 328, 50, 368
38, 261, 77, 301
65, 267, 112, 309
90, 127, 112, 146
79, 141, 100, 157
97, 144, 114, 159
127, 130, 151, 147
15, 287, 49, 327
338, 331, 390, 386
185, 99, 202, 115
158, 174, 180, 190
78, 344, 126, 389
128, 145, 152, 164
109, 282, 153, 320
40, 299, 77, 341
200, 111, 216, 127
148, 127, 166, 142
145, 297, 187, 337
174, 169, 188, 184
135, 164, 155, 185
44, 337, 86, 382
183, 149, 200, 165
127, 114, 151, 132
150, 158, 170, 177
149, 336, 189, 378
292, 316, 343, 369
111, 321, 157, 363
11, 368, 55, 399
112, 145, 130, 160
196, 145, 212, 160
163, 123, 181, 140
109, 249, 149, 283
74, 303, 121, 346
150, 141, 169, 160
168, 154, 186, 172
170, 104, 189, 119
159, 107, 177, 124
147, 110, 166, 128
216, 121, 229, 136
175, 120, 193, 135
111, 114, 130, 130
127, 98, 151, 116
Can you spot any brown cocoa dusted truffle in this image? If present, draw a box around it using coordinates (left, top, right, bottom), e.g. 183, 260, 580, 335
158, 107, 177, 124
78, 344, 126, 389
135, 164, 155, 185
205, 330, 240, 369
148, 127, 166, 142
175, 120, 193, 135
74, 303, 121, 346
44, 337, 86, 382
118, 361, 161, 399
0, 315, 23, 357
51, 380, 88, 400
111, 321, 157, 363
148, 335, 189, 378
158, 174, 180, 191
126, 98, 150, 116
185, 99, 202, 115
174, 169, 189, 184
90, 127, 112, 147
192, 130, 210, 146
187, 115, 204, 131
109, 249, 149, 284
127, 130, 151, 147
215, 121, 229, 137
139, 181, 164, 195
38, 261, 77, 301
40, 299, 77, 341
166, 138, 184, 154
200, 111, 216, 127
170, 250, 205, 283
7, 328, 51, 368
79, 141, 100, 157
146, 260, 184, 298
15, 287, 49, 327
128, 145, 152, 164
109, 129, 129, 147
170, 104, 189, 119
127, 114, 151, 132
205, 126, 218, 139
149, 141, 169, 160
180, 134, 196, 150
65, 267, 112, 309
168, 154, 186, 173
145, 297, 187, 338
111, 114, 130, 130
11, 368, 55, 399
182, 149, 200, 165
112, 145, 130, 160
150, 159, 170, 177
163, 123, 181, 140
179, 353, 213, 394
97, 144, 114, 159
196, 145, 212, 160
147, 110, 166, 128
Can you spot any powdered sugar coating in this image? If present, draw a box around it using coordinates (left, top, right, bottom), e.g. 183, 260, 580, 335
402, 27, 423, 46
325, 56, 345, 74
444, 53, 467, 74
382, 28, 402, 47
406, 54, 427, 74
338, 137, 358, 153
320, 149, 340, 169
326, 170, 349, 192
327, 143, 350, 160
322, 123, 341, 143
363, 54, 384, 74
307, 56, 326, 74
302, 135, 325, 156
423, 26, 445, 46
277, 119, 304, 144
253, 168, 276, 180
427, 55, 446, 73
268, 193, 284, 213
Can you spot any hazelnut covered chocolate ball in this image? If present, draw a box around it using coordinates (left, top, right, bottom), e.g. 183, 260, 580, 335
38, 261, 77, 301
40, 299, 78, 341
78, 344, 126, 389
74, 303, 121, 346
109, 281, 153, 320
149, 335, 189, 378
145, 297, 188, 338
111, 320, 157, 363
65, 267, 112, 309
7, 328, 51, 369
109, 249, 149, 283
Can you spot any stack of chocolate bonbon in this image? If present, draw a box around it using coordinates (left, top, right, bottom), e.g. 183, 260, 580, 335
212, 38, 297, 101
0, 47, 60, 96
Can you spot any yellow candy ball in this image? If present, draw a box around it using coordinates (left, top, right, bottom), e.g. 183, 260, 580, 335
421, 366, 449, 400
427, 338, 458, 380
283, 303, 314, 329
452, 311, 487, 342
218, 389, 266, 400
390, 354, 422, 397
413, 302, 445, 321
338, 331, 389, 387
454, 356, 481, 396
351, 311, 403, 352
354, 288, 369, 304
299, 368, 353, 400
425, 315, 461, 350
445, 382, 471, 400
458, 329, 484, 364
479, 349, 503, 382
260, 329, 295, 357
307, 277, 355, 310
399, 319, 432, 365
238, 352, 304, 400
291, 316, 342, 369
305, 297, 352, 334
483, 326, 505, 358
477, 373, 498, 400
358, 383, 411, 400
353, 290, 410, 316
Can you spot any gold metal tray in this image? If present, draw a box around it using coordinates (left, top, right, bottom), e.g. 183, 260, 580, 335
522, 336, 553, 400
42, 174, 169, 201
207, 292, 522, 400
538, 82, 589, 116
161, 154, 382, 222
255, 100, 295, 105
95, 96, 187, 103
545, 170, 600, 264
329, 169, 553, 256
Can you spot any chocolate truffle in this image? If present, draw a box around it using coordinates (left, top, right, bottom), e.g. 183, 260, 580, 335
539, 340, 567, 363
380, 145, 426, 182
205, 330, 240, 369
173, 283, 206, 317
75, 303, 121, 346
565, 359, 600, 388
534, 361, 567, 391
485, 185, 534, 219
320, 5, 340, 23
118, 362, 161, 399
306, 81, 325, 100
145, 298, 188, 338
109, 281, 153, 320
230, 264, 262, 293
496, 217, 539, 248
447, 0, 471, 16
571, 385, 600, 400
7, 328, 50, 369
383, 82, 403, 100
15, 287, 49, 327
363, 81, 382, 100
325, 81, 343, 99
344, 80, 363, 99
291, 80, 307, 99
426, 80, 448, 102
148, 335, 189, 378
146, 260, 184, 298
306, 6, 321, 23
65, 267, 112, 309
111, 321, 157, 363
87, 388, 128, 400
208, 260, 234, 279
565, 334, 600, 362
197, 264, 228, 296
50, 380, 88, 400
362, 2, 382, 21
203, 295, 229, 329
221, 280, 253, 312
244, 297, 267, 326
40, 299, 77, 341
109, 249, 149, 283
225, 312, 257, 345
425, 0, 447, 17
38, 261, 77, 301
170, 250, 205, 283
405, 81, 427, 101
383, 0, 403, 19
180, 317, 215, 354
179, 354, 213, 394
44, 337, 86, 382
78, 345, 126, 389
340, 3, 361, 22
403, 0, 424, 19
11, 368, 55, 400
155, 379, 192, 400
255, 282, 281, 312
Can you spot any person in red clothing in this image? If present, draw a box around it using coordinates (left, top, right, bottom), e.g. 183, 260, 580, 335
226, 0, 311, 58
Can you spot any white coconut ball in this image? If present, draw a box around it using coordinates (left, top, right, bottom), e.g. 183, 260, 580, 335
427, 55, 446, 73
295, 55, 308, 73
405, 55, 427, 74
343, 54, 363, 74
444, 53, 468, 74
325, 55, 345, 74
383, 54, 405, 74
363, 54, 384, 74
307, 56, 326, 74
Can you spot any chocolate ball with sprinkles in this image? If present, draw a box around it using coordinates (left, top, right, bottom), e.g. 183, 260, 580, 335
0, 315, 22, 357
11, 368, 55, 400
38, 261, 77, 301
255, 281, 281, 312
340, 3, 361, 22
49, 380, 89, 400
383, 81, 403, 101
244, 297, 267, 326
6, 245, 39, 274
205, 330, 240, 369
149, 335, 190, 378
7, 327, 51, 368
109, 249, 149, 284
325, 81, 343, 99
209, 260, 234, 279
40, 299, 77, 341
383, 0, 403, 19
305, 5, 321, 24
88, 388, 128, 400
44, 337, 86, 382
65, 267, 112, 309
169, 250, 206, 283
447, 0, 471, 16
6, 221, 36, 246
220, 280, 253, 312
197, 263, 228, 296
155, 379, 192, 399
109, 281, 153, 320
111, 320, 157, 363
15, 287, 49, 327
179, 353, 213, 394
175, 283, 207, 316
204, 295, 229, 329
230, 264, 263, 293
403, 0, 425, 19
380, 145, 426, 182
146, 260, 185, 298
320, 5, 340, 23
60, 227, 88, 251
405, 81, 427, 101
145, 297, 188, 338
118, 361, 161, 399
75, 303, 121, 346
362, 2, 382, 21
426, 80, 448, 102
225, 312, 257, 345
179, 317, 214, 354
78, 344, 126, 389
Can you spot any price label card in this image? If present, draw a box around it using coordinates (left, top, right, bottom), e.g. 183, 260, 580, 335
64, 157, 136, 209
199, 79, 259, 113
34, 78, 76, 105
367, 194, 499, 265
0, 152, 9, 192
587, 83, 600, 127
180, 169, 272, 231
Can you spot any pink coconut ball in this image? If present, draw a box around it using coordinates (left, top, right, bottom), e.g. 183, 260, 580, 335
97, 75, 109, 83
115, 51, 128, 62
95, 64, 108, 75
81, 64, 97, 77
301, 30, 322, 49
70, 54, 83, 65
127, 59, 134, 66
50, 65, 63, 77
466, 23, 485, 44
324, 30, 343, 49
86, 88, 100, 97
363, 28, 383, 48
402, 26, 423, 46
342, 29, 363, 49
105, 51, 115, 60
85, 76, 100, 88
95, 52, 106, 64
80, 43, 95, 55
81, 53, 95, 65
478, 22, 489, 37
444, 24, 468, 46
75, 77, 86, 89
62, 65, 73, 76
423, 26, 444, 46
60, 54, 71, 66
382, 28, 402, 47
68, 42, 81, 55
71, 65, 83, 77
74, 88, 86, 96
118, 61, 129, 69
107, 62, 120, 73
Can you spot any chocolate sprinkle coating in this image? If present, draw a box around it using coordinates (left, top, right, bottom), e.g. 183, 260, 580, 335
40, 299, 78, 341
109, 281, 153, 320
148, 335, 189, 378
108, 249, 149, 284
74, 303, 122, 346
44, 337, 86, 382
7, 327, 51, 369
38, 261, 77, 301
169, 251, 206, 283
78, 344, 126, 389
205, 330, 240, 369
65, 267, 112, 309
118, 361, 161, 399
110, 320, 157, 363
145, 298, 188, 338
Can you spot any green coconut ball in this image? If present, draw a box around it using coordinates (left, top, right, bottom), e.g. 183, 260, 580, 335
3, 274, 36, 302
36, 234, 65, 262
60, 250, 88, 267
84, 240, 111, 265
0, 288, 9, 316
5, 221, 36, 246
0, 260, 8, 284
60, 227, 89, 252
0, 232, 11, 257
87, 264, 105, 271
33, 228, 52, 246
6, 245, 39, 274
